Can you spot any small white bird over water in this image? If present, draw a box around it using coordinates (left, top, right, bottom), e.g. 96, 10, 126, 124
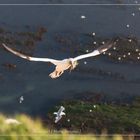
53, 106, 65, 123
81, 15, 86, 19
2, 41, 113, 79
19, 96, 24, 103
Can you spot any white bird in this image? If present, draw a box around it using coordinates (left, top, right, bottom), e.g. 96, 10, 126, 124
5, 118, 21, 125
19, 96, 24, 104
2, 41, 113, 79
81, 15, 86, 19
53, 106, 65, 123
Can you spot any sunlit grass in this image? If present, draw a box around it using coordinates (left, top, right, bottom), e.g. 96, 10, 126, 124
0, 114, 136, 140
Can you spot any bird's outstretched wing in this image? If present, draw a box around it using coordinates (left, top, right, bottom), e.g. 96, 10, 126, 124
2, 43, 74, 78
73, 41, 113, 61
2, 43, 61, 65
58, 106, 65, 114
55, 116, 62, 123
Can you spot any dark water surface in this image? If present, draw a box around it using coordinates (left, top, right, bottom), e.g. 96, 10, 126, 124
0, 3, 140, 116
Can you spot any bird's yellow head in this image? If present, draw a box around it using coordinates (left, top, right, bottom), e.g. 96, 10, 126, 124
69, 59, 78, 70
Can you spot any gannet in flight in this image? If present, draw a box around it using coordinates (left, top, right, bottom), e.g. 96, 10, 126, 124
53, 106, 65, 123
2, 41, 113, 79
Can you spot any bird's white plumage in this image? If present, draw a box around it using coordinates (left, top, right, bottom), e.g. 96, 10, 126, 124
2, 43, 60, 64
73, 50, 100, 61
2, 41, 113, 78
55, 106, 65, 116
54, 106, 65, 123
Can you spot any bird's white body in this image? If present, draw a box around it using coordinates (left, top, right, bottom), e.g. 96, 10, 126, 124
2, 41, 114, 78
53, 106, 65, 123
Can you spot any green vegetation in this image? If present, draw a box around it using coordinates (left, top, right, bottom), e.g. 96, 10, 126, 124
0, 114, 135, 140
47, 97, 140, 134
0, 114, 47, 140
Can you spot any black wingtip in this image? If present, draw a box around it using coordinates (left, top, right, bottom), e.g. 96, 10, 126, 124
98, 39, 115, 53
1, 43, 8, 51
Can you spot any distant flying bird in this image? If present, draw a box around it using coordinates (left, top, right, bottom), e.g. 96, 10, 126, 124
53, 106, 65, 123
19, 96, 24, 103
2, 41, 113, 79
5, 118, 21, 125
